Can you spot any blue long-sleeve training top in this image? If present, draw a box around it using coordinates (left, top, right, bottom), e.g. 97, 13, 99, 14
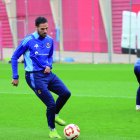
11, 31, 54, 79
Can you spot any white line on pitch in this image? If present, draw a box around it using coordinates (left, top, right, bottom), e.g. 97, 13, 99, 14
0, 91, 135, 99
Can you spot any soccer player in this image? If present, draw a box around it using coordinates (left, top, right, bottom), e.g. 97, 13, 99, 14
134, 59, 140, 111
11, 16, 71, 139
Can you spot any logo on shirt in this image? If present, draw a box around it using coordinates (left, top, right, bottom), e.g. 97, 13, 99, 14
35, 51, 38, 55
46, 43, 50, 48
35, 51, 48, 56
34, 44, 39, 48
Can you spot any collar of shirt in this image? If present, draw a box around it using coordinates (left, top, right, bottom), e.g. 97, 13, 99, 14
32, 31, 40, 39
32, 31, 47, 40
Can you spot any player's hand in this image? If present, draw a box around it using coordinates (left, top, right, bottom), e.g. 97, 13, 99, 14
44, 66, 51, 73
11, 79, 19, 87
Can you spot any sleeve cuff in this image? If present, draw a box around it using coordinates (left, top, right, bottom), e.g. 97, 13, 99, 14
12, 75, 19, 79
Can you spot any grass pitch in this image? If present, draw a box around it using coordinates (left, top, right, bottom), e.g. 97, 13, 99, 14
0, 62, 140, 140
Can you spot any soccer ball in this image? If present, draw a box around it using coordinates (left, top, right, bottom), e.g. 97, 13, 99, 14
64, 124, 80, 140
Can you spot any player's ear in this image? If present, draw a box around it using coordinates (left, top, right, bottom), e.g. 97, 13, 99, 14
35, 26, 38, 30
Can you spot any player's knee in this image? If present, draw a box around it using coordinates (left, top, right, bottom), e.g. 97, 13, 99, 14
65, 90, 71, 99
59, 89, 71, 99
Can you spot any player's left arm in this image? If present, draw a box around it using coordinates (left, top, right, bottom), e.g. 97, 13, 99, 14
48, 40, 54, 66
44, 40, 54, 73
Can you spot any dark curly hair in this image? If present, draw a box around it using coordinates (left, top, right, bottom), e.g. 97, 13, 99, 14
35, 16, 48, 27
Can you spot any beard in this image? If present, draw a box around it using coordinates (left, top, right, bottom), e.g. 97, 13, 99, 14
37, 30, 47, 38
40, 33, 47, 38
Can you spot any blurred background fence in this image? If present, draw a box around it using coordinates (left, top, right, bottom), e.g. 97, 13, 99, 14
0, 0, 139, 63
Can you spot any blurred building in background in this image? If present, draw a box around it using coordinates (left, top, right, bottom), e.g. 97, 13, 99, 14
0, 0, 140, 63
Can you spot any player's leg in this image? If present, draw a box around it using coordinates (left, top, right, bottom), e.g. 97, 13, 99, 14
35, 89, 61, 138
134, 66, 140, 110
25, 72, 61, 138
49, 73, 71, 125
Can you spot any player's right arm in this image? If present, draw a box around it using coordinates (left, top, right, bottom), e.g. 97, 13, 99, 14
11, 37, 30, 86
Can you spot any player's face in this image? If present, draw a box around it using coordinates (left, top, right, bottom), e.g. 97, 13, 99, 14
37, 22, 48, 38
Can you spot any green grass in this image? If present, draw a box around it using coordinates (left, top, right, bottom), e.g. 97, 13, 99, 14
0, 62, 139, 140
